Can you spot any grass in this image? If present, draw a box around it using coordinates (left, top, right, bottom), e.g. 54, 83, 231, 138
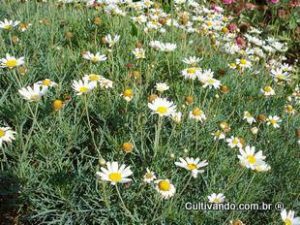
0, 1, 299, 224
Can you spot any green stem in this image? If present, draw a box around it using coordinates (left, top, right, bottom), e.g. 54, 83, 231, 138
116, 185, 138, 222
178, 174, 192, 197
237, 173, 257, 204
23, 103, 39, 152
154, 116, 163, 157
84, 95, 101, 157
1, 146, 8, 170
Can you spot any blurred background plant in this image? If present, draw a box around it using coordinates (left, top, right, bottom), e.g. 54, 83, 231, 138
211, 0, 300, 64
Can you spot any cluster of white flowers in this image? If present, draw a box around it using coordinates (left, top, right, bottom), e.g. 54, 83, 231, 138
149, 40, 177, 52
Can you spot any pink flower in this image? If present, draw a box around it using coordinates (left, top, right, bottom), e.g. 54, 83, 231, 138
222, 0, 235, 4
227, 23, 237, 32
236, 36, 247, 49
211, 4, 224, 12
267, 0, 279, 3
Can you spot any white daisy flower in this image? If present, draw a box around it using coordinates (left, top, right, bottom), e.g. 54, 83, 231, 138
82, 51, 107, 63
36, 79, 58, 88
132, 48, 146, 59
281, 63, 294, 72
104, 34, 120, 47
18, 83, 48, 102
266, 115, 281, 128
211, 130, 226, 140
237, 145, 266, 170
171, 111, 182, 123
226, 136, 243, 149
83, 74, 113, 89
120, 89, 134, 102
72, 78, 96, 95
0, 19, 20, 30
0, 126, 16, 148
99, 77, 113, 89
149, 40, 162, 50
250, 127, 259, 135
142, 0, 154, 8
281, 209, 300, 225
208, 193, 226, 204
155, 179, 176, 199
202, 77, 221, 89
270, 68, 291, 82
131, 15, 147, 24
149, 41, 176, 52
182, 56, 202, 65
198, 69, 214, 83
148, 97, 176, 117
181, 67, 202, 80
83, 73, 102, 86
175, 157, 208, 178
243, 111, 256, 124
188, 107, 206, 122
228, 63, 237, 69
255, 162, 271, 172
143, 168, 156, 183
161, 43, 177, 52
261, 86, 275, 96
155, 82, 169, 93
244, 34, 264, 46
0, 54, 25, 69
236, 58, 252, 70
96, 161, 133, 185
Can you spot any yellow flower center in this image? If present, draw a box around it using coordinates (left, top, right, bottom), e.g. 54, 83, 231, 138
3, 24, 12, 30
232, 138, 239, 145
144, 173, 153, 179
187, 163, 197, 170
263, 86, 272, 92
213, 198, 221, 203
207, 78, 215, 85
247, 155, 256, 164
284, 219, 292, 225
230, 63, 236, 68
5, 59, 18, 68
30, 94, 40, 101
156, 106, 168, 114
108, 172, 122, 183
245, 112, 251, 118
91, 56, 98, 62
240, 59, 247, 65
187, 67, 197, 74
286, 105, 293, 112
222, 27, 228, 33
0, 129, 5, 138
158, 180, 171, 191
270, 119, 276, 125
276, 74, 285, 80
151, 20, 159, 25
89, 74, 100, 81
123, 89, 133, 97
215, 131, 221, 136
42, 79, 52, 86
192, 108, 202, 116
79, 86, 89, 93
207, 21, 213, 27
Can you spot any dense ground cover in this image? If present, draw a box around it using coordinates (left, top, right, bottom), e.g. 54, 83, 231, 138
0, 0, 299, 224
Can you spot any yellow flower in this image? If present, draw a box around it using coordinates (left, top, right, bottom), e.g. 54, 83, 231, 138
122, 142, 134, 153
52, 100, 64, 111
